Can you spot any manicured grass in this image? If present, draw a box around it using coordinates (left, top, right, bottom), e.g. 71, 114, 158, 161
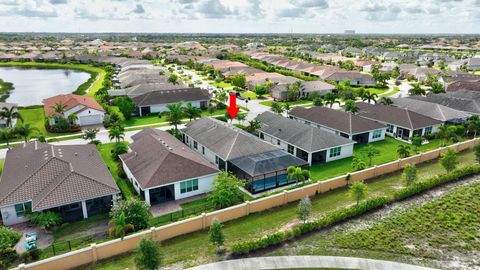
259, 100, 312, 107
240, 91, 258, 100
310, 137, 444, 181
97, 143, 136, 199
474, 71, 480, 75
0, 62, 106, 96
0, 159, 4, 175
210, 81, 233, 89
121, 109, 227, 127
16, 106, 79, 138
80, 150, 476, 270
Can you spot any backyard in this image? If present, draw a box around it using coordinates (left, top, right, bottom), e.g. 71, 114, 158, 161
15, 106, 81, 138
78, 149, 476, 270
122, 109, 227, 127
309, 137, 444, 181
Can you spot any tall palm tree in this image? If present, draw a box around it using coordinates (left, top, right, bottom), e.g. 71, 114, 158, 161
436, 125, 451, 146
323, 92, 340, 108
361, 91, 378, 104
15, 123, 38, 143
51, 101, 68, 115
67, 114, 78, 125
165, 102, 184, 132
247, 119, 261, 134
0, 106, 22, 127
83, 128, 99, 142
0, 128, 16, 149
344, 100, 359, 114
287, 166, 310, 184
236, 113, 246, 125
108, 212, 134, 240
184, 102, 201, 121
270, 102, 285, 115
108, 124, 125, 143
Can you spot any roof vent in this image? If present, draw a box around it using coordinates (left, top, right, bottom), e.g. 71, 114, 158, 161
74, 152, 78, 156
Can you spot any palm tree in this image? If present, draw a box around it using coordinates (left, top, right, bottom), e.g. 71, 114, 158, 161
51, 101, 68, 115
67, 114, 78, 125
397, 145, 411, 158
108, 124, 125, 143
271, 102, 285, 114
0, 106, 22, 127
15, 123, 38, 143
344, 100, 359, 114
108, 212, 134, 240
323, 92, 340, 108
361, 91, 378, 104
436, 125, 452, 146
287, 166, 310, 184
408, 84, 426, 96
83, 128, 99, 142
379, 97, 393, 105
236, 113, 246, 125
247, 119, 261, 134
165, 102, 184, 132
184, 102, 201, 121
0, 128, 16, 149
465, 116, 480, 137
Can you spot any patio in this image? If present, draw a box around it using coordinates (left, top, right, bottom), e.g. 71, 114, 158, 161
11, 223, 54, 254
149, 194, 207, 217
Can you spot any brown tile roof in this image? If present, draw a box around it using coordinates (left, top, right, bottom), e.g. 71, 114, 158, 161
0, 142, 119, 211
289, 106, 385, 135
120, 129, 218, 189
43, 94, 105, 117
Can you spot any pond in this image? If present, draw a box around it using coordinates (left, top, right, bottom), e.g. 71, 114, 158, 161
0, 67, 91, 106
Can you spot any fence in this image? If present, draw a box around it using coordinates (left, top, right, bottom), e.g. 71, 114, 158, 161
15, 139, 478, 270
41, 232, 109, 258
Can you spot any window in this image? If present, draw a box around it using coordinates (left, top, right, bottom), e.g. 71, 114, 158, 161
202, 146, 205, 155
424, 126, 433, 135
15, 202, 32, 217
386, 124, 394, 133
372, 129, 383, 139
180, 179, 199, 194
304, 121, 310, 125
185, 136, 189, 143
193, 141, 198, 150
329, 147, 342, 158
259, 132, 264, 139
287, 144, 294, 154
215, 156, 219, 164
277, 139, 281, 145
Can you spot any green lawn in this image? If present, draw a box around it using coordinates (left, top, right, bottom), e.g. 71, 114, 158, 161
310, 137, 443, 181
80, 149, 476, 270
16, 107, 80, 138
210, 81, 233, 89
240, 91, 259, 100
474, 71, 480, 75
97, 143, 136, 199
0, 62, 106, 96
259, 100, 313, 107
0, 159, 4, 175
121, 109, 227, 127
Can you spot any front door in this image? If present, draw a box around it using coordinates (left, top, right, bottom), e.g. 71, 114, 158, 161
140, 106, 151, 116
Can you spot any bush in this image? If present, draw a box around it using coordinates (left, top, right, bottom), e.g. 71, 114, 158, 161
0, 226, 20, 250
0, 248, 18, 269
135, 238, 162, 270
110, 198, 151, 231
28, 211, 63, 230
209, 172, 245, 210
111, 142, 128, 161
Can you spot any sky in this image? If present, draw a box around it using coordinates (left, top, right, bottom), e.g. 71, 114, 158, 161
0, 0, 479, 34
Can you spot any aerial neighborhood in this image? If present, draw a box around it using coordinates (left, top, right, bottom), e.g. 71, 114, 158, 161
0, 31, 479, 270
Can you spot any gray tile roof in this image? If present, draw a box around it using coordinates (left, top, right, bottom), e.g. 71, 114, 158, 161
391, 98, 471, 122
132, 88, 210, 106
182, 118, 279, 161
408, 91, 480, 115
256, 112, 355, 152
289, 106, 385, 135
356, 102, 442, 130
0, 142, 119, 211
120, 129, 218, 189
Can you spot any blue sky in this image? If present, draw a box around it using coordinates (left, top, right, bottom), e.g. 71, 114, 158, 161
0, 0, 479, 33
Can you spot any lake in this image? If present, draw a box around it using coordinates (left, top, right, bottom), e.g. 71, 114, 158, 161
0, 67, 91, 106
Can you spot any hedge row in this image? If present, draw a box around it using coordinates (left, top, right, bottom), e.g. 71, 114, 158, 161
230, 165, 480, 256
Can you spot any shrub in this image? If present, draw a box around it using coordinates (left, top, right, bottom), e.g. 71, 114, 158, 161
0, 226, 20, 250
440, 148, 459, 173
0, 248, 18, 269
209, 219, 224, 247
111, 142, 128, 161
297, 196, 312, 224
209, 172, 245, 210
401, 163, 418, 186
135, 238, 162, 270
110, 198, 151, 231
28, 211, 63, 230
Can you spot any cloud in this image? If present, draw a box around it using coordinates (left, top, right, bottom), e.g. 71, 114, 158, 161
276, 6, 306, 18
49, 0, 67, 4
291, 0, 328, 9
132, 4, 145, 14
197, 0, 235, 19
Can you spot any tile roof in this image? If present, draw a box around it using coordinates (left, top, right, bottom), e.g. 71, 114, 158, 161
131, 88, 210, 106
391, 98, 471, 122
256, 112, 355, 152
289, 106, 385, 135
43, 94, 105, 117
0, 142, 119, 211
120, 129, 218, 189
182, 118, 279, 161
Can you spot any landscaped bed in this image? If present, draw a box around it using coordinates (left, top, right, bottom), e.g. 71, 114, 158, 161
77, 149, 476, 270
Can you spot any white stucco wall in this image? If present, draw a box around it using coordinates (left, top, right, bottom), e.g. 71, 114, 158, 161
367, 128, 387, 143
184, 134, 221, 168
0, 204, 29, 226
174, 174, 217, 200
325, 144, 354, 162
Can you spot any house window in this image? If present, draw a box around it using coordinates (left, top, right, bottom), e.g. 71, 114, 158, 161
372, 129, 383, 139
202, 146, 205, 155
185, 136, 189, 143
424, 126, 433, 135
304, 121, 309, 125
287, 144, 294, 154
180, 179, 199, 194
329, 147, 342, 158
259, 132, 264, 139
14, 202, 32, 217
215, 156, 219, 164
193, 141, 198, 150
386, 124, 394, 133
277, 139, 281, 145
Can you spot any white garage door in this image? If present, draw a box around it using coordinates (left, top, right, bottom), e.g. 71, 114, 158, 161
78, 115, 102, 126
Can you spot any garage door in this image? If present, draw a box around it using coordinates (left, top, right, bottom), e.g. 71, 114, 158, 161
78, 115, 102, 126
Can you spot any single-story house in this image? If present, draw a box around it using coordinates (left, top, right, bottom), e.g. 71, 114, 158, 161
271, 81, 336, 101
391, 98, 471, 124
0, 142, 119, 226
256, 112, 355, 165
466, 58, 480, 71
182, 118, 308, 193
408, 90, 480, 115
0, 102, 18, 128
356, 102, 442, 142
43, 94, 105, 127
132, 88, 210, 116
322, 71, 375, 86
289, 106, 387, 143
120, 129, 219, 206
